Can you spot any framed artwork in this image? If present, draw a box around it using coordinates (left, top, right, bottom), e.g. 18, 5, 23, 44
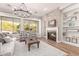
48, 19, 56, 27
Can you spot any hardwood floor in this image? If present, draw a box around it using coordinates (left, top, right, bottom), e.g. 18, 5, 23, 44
40, 38, 79, 56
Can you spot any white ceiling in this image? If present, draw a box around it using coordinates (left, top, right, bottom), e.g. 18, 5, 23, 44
0, 3, 72, 18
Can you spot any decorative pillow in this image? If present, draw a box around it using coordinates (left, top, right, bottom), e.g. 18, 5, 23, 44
3, 36, 12, 43
0, 38, 6, 44
2, 33, 7, 37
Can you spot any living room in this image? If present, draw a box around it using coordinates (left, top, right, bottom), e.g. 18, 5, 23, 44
0, 2, 79, 56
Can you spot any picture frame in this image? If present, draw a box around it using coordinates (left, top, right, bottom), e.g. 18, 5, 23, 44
48, 19, 56, 27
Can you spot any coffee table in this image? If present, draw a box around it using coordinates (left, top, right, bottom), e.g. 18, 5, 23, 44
25, 38, 40, 51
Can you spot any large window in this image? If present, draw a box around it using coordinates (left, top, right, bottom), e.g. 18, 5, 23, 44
2, 17, 13, 32
24, 20, 39, 32
0, 16, 39, 33
0, 16, 20, 33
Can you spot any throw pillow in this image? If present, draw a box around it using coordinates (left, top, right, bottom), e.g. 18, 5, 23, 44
3, 36, 12, 43
0, 38, 6, 44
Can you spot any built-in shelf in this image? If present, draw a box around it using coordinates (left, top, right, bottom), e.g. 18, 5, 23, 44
62, 4, 79, 47
63, 26, 79, 30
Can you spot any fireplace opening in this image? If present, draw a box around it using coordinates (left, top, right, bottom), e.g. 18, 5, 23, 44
47, 31, 56, 41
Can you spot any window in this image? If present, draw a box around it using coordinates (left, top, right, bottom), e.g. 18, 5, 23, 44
24, 21, 30, 32
0, 16, 39, 33
30, 21, 38, 32
24, 20, 39, 32
0, 16, 20, 33
13, 18, 20, 32
2, 17, 13, 32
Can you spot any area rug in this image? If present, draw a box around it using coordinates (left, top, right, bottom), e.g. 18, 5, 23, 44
14, 41, 66, 56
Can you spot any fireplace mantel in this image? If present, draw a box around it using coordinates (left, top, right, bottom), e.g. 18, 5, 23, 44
46, 27, 58, 31
46, 27, 59, 43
